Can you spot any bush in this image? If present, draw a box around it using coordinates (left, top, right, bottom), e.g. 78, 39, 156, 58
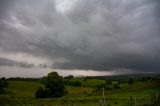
105, 86, 112, 90
36, 72, 66, 98
35, 86, 46, 98
64, 80, 82, 87
128, 79, 134, 85
73, 81, 82, 87
113, 84, 120, 89
140, 76, 152, 82
0, 77, 9, 93
64, 75, 74, 79
117, 81, 120, 85
95, 84, 105, 90
84, 76, 89, 81
105, 80, 112, 84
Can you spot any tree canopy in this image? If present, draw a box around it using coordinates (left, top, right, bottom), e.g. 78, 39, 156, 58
35, 72, 65, 98
0, 77, 9, 93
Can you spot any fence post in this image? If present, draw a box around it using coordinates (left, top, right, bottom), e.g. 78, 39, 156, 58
134, 96, 136, 106
102, 87, 106, 106
156, 93, 158, 100
99, 100, 103, 106
148, 97, 150, 105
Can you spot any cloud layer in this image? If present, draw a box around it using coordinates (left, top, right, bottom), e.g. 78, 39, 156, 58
0, 0, 160, 73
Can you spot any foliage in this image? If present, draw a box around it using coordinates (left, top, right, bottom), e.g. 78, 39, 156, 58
95, 84, 105, 90
0, 77, 9, 92
105, 86, 112, 90
105, 80, 112, 84
73, 81, 82, 87
64, 80, 82, 87
36, 71, 65, 98
113, 84, 120, 89
84, 76, 89, 81
35, 86, 46, 98
117, 81, 120, 85
140, 76, 152, 82
128, 79, 135, 85
8, 77, 40, 81
64, 75, 74, 79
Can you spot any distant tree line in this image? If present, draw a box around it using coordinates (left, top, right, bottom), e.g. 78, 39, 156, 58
64, 75, 74, 79
64, 80, 82, 87
8, 77, 41, 81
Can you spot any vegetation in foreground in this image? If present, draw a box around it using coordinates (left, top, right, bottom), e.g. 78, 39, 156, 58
0, 73, 160, 106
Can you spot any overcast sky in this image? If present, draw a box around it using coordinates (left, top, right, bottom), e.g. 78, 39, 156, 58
0, 0, 160, 77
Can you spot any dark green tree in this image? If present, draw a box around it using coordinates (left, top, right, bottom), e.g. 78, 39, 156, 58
105, 80, 112, 84
105, 86, 112, 90
113, 84, 120, 89
73, 80, 82, 87
96, 84, 106, 90
44, 72, 65, 97
0, 77, 9, 93
36, 72, 65, 98
128, 79, 134, 85
64, 75, 74, 79
35, 86, 46, 98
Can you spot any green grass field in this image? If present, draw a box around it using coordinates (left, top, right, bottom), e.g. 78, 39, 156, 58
0, 78, 160, 106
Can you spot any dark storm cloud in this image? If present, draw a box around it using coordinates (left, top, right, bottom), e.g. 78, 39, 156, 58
0, 0, 11, 19
0, 0, 160, 73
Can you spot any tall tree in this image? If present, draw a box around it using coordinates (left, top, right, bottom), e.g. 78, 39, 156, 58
36, 72, 65, 98
0, 77, 9, 93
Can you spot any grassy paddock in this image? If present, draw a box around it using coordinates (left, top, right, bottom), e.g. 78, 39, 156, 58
0, 78, 160, 106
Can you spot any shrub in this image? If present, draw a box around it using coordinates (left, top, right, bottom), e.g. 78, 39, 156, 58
36, 72, 66, 98
128, 79, 134, 85
105, 86, 112, 90
64, 75, 74, 79
0, 77, 9, 93
64, 80, 82, 87
113, 84, 120, 89
95, 84, 105, 90
35, 86, 46, 98
105, 80, 112, 84
73, 81, 82, 87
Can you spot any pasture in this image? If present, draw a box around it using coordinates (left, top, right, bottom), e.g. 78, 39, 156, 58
0, 75, 160, 106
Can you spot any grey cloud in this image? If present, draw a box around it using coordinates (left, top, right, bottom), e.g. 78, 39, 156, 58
0, 0, 160, 73
0, 57, 18, 66
0, 57, 34, 68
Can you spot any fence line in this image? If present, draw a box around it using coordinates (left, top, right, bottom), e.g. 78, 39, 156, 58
99, 91, 159, 106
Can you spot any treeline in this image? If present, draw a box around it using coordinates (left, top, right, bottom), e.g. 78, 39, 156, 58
87, 74, 160, 81
64, 80, 82, 87
6, 74, 160, 82
7, 77, 41, 81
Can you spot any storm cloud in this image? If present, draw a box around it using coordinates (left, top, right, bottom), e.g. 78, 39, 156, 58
0, 0, 160, 73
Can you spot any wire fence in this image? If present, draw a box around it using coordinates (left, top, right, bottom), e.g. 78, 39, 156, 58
99, 92, 159, 106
